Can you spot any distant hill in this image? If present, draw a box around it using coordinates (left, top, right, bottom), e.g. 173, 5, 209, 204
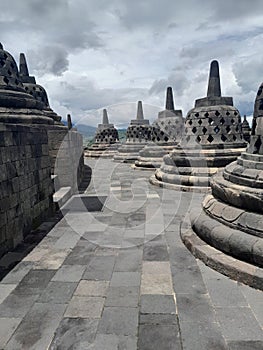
75, 124, 97, 138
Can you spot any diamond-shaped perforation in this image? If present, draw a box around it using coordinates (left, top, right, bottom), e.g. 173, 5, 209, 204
214, 126, 220, 134
220, 118, 225, 125
196, 136, 201, 143
207, 135, 214, 143
198, 119, 202, 125
215, 110, 220, 116
231, 118, 235, 124
192, 127, 197, 134
221, 134, 227, 142
226, 125, 231, 133
233, 135, 237, 141
208, 117, 213, 125
205, 112, 209, 117
202, 127, 207, 134
189, 120, 193, 125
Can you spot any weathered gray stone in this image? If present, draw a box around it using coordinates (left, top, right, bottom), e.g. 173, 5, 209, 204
152, 60, 247, 191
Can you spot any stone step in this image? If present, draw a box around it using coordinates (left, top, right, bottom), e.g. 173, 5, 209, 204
53, 186, 72, 210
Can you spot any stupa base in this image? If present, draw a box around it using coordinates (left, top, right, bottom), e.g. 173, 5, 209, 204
181, 209, 263, 290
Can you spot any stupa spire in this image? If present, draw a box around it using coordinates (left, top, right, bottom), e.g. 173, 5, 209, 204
19, 53, 29, 77
207, 60, 221, 97
136, 101, 144, 120
102, 109, 109, 125
67, 114, 73, 129
165, 87, 175, 110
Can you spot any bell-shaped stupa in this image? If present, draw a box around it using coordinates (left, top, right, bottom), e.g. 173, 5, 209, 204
182, 82, 263, 289
0, 43, 53, 124
114, 101, 152, 163
85, 109, 119, 157
241, 115, 251, 142
150, 60, 247, 191
19, 53, 62, 124
135, 87, 184, 169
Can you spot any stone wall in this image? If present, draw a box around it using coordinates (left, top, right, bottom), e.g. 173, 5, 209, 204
50, 128, 84, 192
0, 123, 53, 258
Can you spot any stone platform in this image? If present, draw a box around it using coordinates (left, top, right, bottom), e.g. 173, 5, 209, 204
0, 159, 262, 349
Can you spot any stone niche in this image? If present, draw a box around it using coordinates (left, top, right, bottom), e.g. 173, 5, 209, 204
150, 60, 247, 191
182, 81, 263, 290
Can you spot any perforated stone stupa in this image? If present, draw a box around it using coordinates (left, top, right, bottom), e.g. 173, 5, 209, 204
182, 82, 263, 289
150, 60, 247, 191
241, 115, 251, 142
19, 53, 63, 124
0, 44, 52, 124
135, 87, 184, 169
85, 108, 119, 157
114, 101, 152, 163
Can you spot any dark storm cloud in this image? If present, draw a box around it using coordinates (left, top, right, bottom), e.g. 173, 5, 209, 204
149, 70, 189, 97
209, 0, 263, 20
28, 46, 69, 77
0, 0, 104, 75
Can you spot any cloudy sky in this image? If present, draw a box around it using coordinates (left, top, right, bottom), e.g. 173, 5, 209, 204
1, 0, 263, 127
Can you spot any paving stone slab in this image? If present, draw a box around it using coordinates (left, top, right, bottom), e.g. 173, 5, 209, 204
65, 296, 105, 318
170, 264, 207, 294
215, 306, 263, 341
114, 249, 143, 272
83, 256, 116, 280
205, 278, 248, 307
140, 295, 176, 314
0, 317, 22, 349
12, 269, 56, 295
74, 280, 109, 297
143, 243, 169, 261
5, 303, 66, 350
51, 265, 86, 282
49, 317, 99, 350
110, 272, 141, 287
176, 293, 216, 323
141, 273, 173, 295
0, 284, 16, 303
37, 281, 77, 304
98, 307, 138, 336
0, 262, 33, 284
138, 324, 182, 350
62, 246, 95, 265
180, 321, 228, 350
105, 286, 140, 307
0, 293, 39, 318
139, 313, 177, 325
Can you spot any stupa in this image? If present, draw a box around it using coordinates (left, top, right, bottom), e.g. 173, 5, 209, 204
150, 60, 247, 191
182, 82, 263, 289
241, 115, 251, 142
0, 44, 53, 125
114, 101, 152, 163
85, 108, 119, 157
134, 87, 184, 169
19, 53, 62, 124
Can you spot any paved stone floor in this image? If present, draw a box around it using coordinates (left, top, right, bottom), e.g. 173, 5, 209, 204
0, 158, 262, 350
